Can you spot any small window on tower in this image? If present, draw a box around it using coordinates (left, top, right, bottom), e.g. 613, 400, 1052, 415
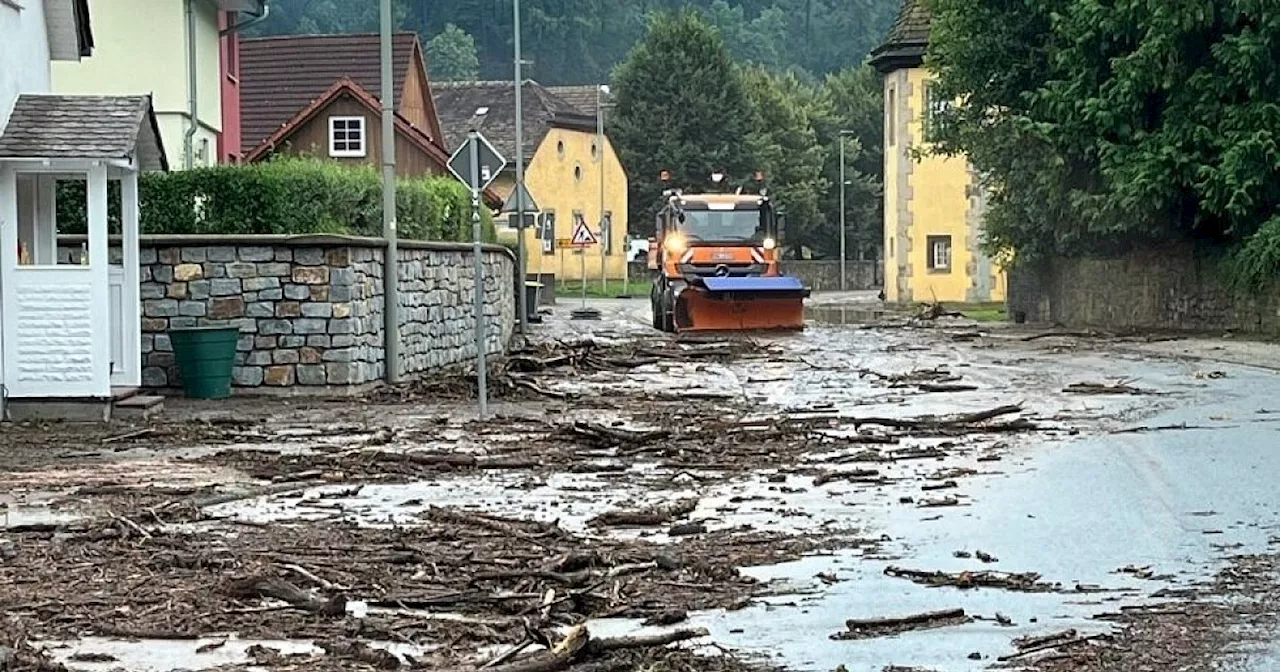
329, 116, 366, 158
927, 235, 952, 273
887, 85, 896, 147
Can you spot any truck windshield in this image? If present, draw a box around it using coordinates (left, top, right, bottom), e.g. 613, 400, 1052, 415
680, 210, 763, 242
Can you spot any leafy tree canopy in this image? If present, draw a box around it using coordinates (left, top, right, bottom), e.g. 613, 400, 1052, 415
426, 23, 480, 81
250, 0, 898, 85
612, 12, 883, 256
928, 0, 1280, 286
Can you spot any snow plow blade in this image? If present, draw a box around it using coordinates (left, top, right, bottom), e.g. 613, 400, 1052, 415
674, 277, 809, 332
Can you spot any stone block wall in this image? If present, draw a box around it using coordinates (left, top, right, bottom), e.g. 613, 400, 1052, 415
67, 235, 516, 392
1007, 245, 1280, 334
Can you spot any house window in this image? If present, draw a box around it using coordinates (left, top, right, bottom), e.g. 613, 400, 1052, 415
557, 140, 565, 157
924, 83, 953, 142
927, 235, 952, 273
329, 117, 366, 157
886, 85, 896, 147
540, 211, 556, 255
574, 165, 583, 182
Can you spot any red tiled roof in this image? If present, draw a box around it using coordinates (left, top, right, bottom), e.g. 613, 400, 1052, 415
239, 32, 419, 156
242, 78, 501, 206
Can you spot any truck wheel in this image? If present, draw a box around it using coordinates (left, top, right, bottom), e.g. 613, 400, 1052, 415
650, 292, 663, 330
659, 291, 676, 333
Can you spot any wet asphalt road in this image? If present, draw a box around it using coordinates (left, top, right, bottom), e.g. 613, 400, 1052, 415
28, 295, 1280, 671
544, 298, 1280, 670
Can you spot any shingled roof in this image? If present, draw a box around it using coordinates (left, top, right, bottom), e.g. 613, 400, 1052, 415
0, 95, 167, 170
433, 81, 594, 165
238, 33, 421, 156
869, 0, 932, 73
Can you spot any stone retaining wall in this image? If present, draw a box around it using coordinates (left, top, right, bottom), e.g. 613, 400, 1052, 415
68, 235, 516, 392
1007, 245, 1280, 334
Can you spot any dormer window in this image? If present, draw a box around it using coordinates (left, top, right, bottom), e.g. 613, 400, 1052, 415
329, 116, 366, 157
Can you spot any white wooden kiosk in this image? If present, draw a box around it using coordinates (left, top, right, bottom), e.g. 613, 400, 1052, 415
0, 94, 166, 420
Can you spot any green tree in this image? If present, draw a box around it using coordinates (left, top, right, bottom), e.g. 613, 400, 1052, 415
741, 66, 828, 255
250, 0, 901, 85
426, 24, 480, 81
611, 11, 763, 233
928, 0, 1280, 287
814, 65, 883, 260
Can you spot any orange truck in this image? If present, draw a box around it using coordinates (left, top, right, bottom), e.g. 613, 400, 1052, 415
647, 171, 809, 332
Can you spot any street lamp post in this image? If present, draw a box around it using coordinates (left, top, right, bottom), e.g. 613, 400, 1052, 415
838, 130, 856, 293
597, 84, 610, 296
380, 0, 399, 383
513, 0, 528, 334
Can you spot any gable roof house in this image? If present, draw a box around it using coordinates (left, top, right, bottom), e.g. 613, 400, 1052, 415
433, 80, 629, 282
237, 33, 452, 177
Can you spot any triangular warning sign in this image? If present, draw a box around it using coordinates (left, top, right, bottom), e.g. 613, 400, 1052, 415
570, 218, 598, 246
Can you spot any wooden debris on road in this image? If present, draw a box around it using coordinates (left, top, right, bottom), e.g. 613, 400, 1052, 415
589, 498, 698, 527
884, 566, 1051, 592
224, 575, 346, 617
832, 608, 970, 640
1064, 381, 1148, 395
453, 625, 709, 672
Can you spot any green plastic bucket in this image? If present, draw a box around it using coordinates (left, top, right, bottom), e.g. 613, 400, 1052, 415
169, 326, 240, 399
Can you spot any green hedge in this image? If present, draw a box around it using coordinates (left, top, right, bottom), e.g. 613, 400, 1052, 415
57, 158, 495, 243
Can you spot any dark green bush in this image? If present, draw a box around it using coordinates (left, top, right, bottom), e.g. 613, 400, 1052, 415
57, 158, 493, 243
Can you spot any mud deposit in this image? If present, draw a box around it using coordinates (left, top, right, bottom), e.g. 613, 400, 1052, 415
3, 298, 1280, 671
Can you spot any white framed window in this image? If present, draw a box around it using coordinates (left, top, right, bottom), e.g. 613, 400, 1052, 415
924, 83, 953, 142
927, 235, 952, 272
328, 116, 366, 157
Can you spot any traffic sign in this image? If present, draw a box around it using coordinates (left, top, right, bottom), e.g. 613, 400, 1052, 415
500, 182, 540, 214
447, 132, 507, 191
570, 219, 598, 247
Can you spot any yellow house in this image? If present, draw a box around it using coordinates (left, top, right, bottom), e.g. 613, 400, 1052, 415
51, 0, 266, 169
870, 0, 1005, 304
433, 80, 628, 283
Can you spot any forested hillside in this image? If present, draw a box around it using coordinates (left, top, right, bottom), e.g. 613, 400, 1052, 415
249, 0, 899, 85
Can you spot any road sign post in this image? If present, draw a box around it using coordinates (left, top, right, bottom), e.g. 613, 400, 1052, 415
569, 218, 600, 319
448, 131, 507, 419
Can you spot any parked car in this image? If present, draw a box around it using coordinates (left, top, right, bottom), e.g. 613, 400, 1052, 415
628, 238, 649, 262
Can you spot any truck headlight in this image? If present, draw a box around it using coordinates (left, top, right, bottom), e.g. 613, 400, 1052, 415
762, 237, 777, 250
664, 233, 687, 254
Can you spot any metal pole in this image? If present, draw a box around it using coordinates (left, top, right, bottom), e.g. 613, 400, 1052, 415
839, 134, 847, 292
513, 0, 529, 334
380, 0, 400, 383
598, 86, 607, 296
469, 133, 488, 418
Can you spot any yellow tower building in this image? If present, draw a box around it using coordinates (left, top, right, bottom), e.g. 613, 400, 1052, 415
870, 0, 1005, 304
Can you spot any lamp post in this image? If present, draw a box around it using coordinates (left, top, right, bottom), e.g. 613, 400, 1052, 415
380, 0, 399, 383
838, 130, 856, 292
513, 0, 528, 334
597, 84, 610, 296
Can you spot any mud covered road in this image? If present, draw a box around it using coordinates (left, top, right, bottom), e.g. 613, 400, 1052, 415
4, 296, 1280, 672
